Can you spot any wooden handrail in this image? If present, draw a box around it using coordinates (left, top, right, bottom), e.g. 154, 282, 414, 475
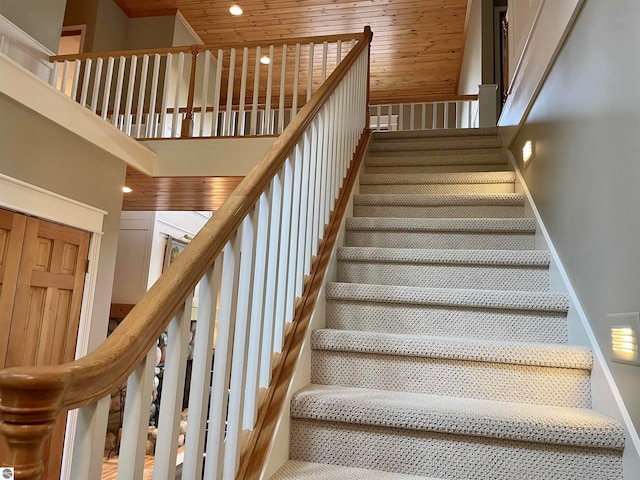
49, 31, 363, 63
0, 26, 372, 480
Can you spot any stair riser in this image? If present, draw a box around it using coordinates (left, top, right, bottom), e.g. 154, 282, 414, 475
360, 184, 515, 194
368, 149, 503, 160
372, 127, 497, 140
353, 205, 524, 218
290, 420, 622, 480
337, 263, 548, 291
311, 351, 590, 407
370, 138, 502, 152
345, 232, 535, 250
326, 302, 568, 343
365, 164, 509, 174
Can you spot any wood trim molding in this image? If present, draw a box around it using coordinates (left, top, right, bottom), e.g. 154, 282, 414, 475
370, 94, 478, 105
238, 128, 372, 480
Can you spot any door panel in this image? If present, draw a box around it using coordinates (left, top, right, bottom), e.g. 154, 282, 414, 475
0, 208, 91, 480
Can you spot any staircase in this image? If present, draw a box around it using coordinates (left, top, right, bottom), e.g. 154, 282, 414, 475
271, 127, 625, 479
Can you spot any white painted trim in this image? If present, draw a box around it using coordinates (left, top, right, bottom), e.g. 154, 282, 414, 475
175, 10, 204, 45
498, 0, 584, 147
0, 54, 157, 174
0, 174, 107, 480
61, 25, 86, 54
504, 147, 640, 470
0, 14, 54, 82
157, 218, 199, 237
0, 173, 106, 233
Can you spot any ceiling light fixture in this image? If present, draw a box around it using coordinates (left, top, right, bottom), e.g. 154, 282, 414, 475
260, 55, 271, 65
122, 186, 133, 193
229, 5, 243, 16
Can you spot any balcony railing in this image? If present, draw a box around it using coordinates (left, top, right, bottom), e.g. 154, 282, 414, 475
48, 33, 359, 139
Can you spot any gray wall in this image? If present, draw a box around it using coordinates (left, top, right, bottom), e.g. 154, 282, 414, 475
0, 0, 67, 52
0, 93, 127, 353
511, 0, 640, 430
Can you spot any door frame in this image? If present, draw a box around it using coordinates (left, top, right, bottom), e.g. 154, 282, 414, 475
0, 172, 106, 480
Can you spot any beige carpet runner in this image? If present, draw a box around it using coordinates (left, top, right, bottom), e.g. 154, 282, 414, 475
271, 127, 624, 479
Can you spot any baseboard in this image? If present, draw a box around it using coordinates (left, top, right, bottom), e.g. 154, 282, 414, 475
505, 146, 640, 477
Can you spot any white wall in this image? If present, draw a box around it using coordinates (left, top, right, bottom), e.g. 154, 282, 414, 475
506, 0, 543, 85
509, 0, 640, 462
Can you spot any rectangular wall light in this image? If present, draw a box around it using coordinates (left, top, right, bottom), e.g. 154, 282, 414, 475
522, 140, 533, 163
609, 312, 640, 366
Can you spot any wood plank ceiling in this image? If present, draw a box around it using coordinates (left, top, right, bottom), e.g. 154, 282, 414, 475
115, 0, 471, 211
115, 0, 470, 104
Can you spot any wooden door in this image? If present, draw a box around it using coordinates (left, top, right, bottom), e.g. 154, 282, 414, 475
0, 208, 91, 479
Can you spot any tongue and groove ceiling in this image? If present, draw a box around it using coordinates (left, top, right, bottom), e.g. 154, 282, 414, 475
114, 0, 470, 104
115, 0, 471, 210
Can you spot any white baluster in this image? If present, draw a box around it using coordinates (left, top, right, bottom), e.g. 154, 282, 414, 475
79, 58, 92, 108
238, 47, 249, 136
260, 176, 281, 387
376, 104, 381, 131
432, 102, 438, 129
124, 55, 138, 135
203, 238, 240, 479
321, 41, 328, 82
153, 294, 193, 480
291, 43, 301, 119
223, 215, 256, 479
285, 142, 304, 320
311, 108, 325, 253
211, 49, 224, 136
421, 102, 427, 130
112, 57, 126, 127
304, 117, 319, 273
117, 348, 156, 480
182, 259, 221, 480
398, 103, 404, 131
443, 102, 449, 129
60, 60, 69, 95
171, 52, 185, 137
70, 59, 80, 104
146, 54, 161, 138
224, 48, 236, 136
306, 42, 314, 102
90, 58, 103, 114
243, 191, 270, 428
278, 44, 287, 134
101, 57, 114, 121
410, 103, 415, 130
159, 54, 173, 137
273, 156, 294, 351
250, 46, 261, 135
296, 129, 312, 292
264, 45, 274, 134
134, 55, 149, 138
199, 51, 212, 137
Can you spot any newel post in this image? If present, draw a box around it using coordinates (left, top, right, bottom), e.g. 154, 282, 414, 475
0, 374, 66, 480
181, 45, 201, 138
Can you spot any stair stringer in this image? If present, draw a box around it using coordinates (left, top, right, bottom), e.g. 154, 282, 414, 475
260, 141, 370, 480
506, 146, 640, 477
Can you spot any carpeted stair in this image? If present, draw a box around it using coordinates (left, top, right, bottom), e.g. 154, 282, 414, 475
272, 127, 625, 479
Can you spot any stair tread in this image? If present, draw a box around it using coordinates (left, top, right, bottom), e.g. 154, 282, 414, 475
326, 283, 569, 312
353, 193, 524, 207
360, 171, 515, 185
368, 148, 504, 159
291, 384, 624, 450
311, 329, 592, 369
272, 460, 444, 479
337, 247, 549, 266
372, 127, 498, 140
346, 217, 535, 232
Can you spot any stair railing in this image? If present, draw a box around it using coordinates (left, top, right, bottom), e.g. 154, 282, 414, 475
48, 32, 360, 139
0, 26, 372, 480
370, 95, 479, 131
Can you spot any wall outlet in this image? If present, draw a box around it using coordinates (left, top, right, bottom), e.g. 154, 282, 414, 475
608, 312, 640, 366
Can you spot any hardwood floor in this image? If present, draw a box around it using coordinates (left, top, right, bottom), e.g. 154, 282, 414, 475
101, 447, 185, 479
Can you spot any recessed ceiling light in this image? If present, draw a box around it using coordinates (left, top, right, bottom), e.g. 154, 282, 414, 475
229, 5, 243, 15
122, 186, 133, 193
260, 55, 271, 65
